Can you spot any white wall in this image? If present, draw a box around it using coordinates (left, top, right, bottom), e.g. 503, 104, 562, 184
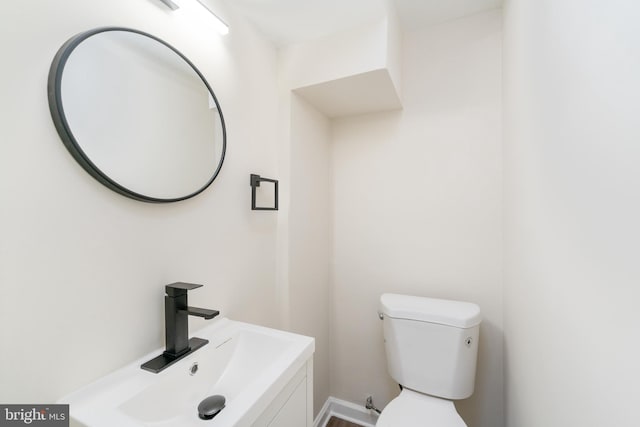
503, 1, 640, 426
277, 10, 404, 417
331, 10, 503, 427
287, 94, 332, 416
281, 18, 390, 90
282, 14, 402, 119
0, 0, 281, 402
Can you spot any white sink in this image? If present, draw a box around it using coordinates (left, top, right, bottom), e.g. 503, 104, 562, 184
59, 318, 314, 427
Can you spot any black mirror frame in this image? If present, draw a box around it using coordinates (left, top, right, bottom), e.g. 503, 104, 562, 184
47, 27, 227, 203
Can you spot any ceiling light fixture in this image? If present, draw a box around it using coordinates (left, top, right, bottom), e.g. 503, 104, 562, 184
159, 0, 229, 35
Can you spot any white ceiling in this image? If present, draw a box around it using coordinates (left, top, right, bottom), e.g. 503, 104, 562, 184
224, 0, 502, 46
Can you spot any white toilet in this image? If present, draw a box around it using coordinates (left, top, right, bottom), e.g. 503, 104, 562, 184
377, 293, 481, 427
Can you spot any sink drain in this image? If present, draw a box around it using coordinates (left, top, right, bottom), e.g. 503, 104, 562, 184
198, 395, 225, 420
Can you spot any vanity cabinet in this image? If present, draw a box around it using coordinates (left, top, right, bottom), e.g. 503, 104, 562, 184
252, 358, 313, 427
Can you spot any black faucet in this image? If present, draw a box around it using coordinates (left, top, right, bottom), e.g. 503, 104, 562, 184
141, 282, 219, 373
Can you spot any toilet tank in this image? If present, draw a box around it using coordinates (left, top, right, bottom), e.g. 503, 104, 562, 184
379, 294, 481, 400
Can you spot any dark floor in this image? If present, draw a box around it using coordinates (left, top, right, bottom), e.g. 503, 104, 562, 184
326, 416, 364, 427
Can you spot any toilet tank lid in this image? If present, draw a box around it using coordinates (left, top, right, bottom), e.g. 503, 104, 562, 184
380, 294, 481, 328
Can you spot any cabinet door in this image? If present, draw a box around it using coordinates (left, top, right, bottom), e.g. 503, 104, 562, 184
268, 377, 307, 427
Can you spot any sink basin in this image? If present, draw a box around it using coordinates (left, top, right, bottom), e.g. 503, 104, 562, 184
59, 318, 314, 427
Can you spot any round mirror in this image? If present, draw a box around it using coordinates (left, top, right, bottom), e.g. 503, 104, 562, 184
48, 27, 226, 202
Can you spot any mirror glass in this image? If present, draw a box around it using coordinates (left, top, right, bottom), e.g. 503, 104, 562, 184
48, 28, 226, 202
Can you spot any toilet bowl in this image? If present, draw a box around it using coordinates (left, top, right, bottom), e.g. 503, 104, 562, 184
378, 293, 481, 427
376, 389, 466, 427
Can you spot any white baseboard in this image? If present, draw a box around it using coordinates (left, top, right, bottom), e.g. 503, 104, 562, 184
313, 396, 379, 427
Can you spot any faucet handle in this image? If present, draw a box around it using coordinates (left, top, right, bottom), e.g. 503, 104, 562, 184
187, 307, 220, 320
166, 282, 203, 297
